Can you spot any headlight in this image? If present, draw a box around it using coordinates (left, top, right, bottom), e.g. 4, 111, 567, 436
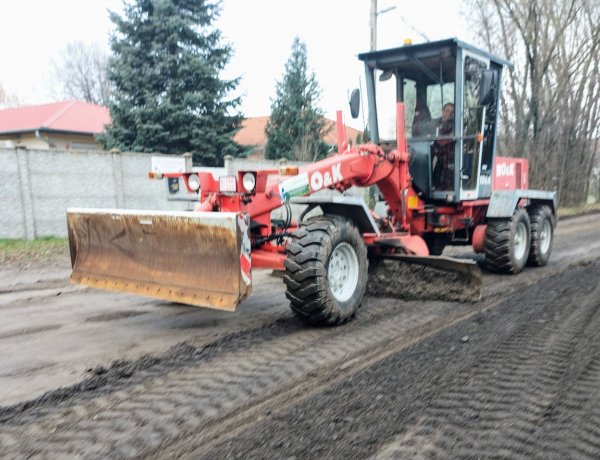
242, 172, 256, 193
187, 173, 200, 191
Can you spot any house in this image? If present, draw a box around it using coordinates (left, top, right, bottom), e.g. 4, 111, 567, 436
0, 102, 363, 156
0, 100, 110, 150
234, 116, 363, 159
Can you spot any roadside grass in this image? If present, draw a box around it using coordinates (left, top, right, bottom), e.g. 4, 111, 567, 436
0, 203, 597, 268
0, 237, 69, 268
558, 202, 600, 219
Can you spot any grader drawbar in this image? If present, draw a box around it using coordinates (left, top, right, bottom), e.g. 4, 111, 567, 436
68, 38, 556, 326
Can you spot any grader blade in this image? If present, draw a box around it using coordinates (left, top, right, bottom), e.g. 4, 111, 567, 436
367, 254, 482, 303
67, 209, 252, 311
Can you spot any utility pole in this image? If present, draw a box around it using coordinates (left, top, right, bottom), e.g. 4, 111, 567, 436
370, 0, 396, 51
370, 0, 377, 51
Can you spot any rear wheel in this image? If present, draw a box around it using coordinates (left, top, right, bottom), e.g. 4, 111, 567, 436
283, 216, 368, 326
527, 205, 554, 266
484, 208, 531, 274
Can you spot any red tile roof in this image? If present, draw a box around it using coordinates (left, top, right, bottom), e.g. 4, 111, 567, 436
233, 116, 269, 146
322, 119, 362, 145
234, 116, 362, 147
0, 100, 110, 135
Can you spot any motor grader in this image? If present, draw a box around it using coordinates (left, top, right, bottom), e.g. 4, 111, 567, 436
67, 38, 556, 326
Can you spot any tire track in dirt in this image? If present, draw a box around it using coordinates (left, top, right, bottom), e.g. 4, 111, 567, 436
0, 258, 585, 459
0, 325, 62, 340
0, 297, 478, 459
373, 277, 600, 458
189, 259, 600, 459
1, 215, 598, 458
0, 278, 70, 295
0, 284, 83, 310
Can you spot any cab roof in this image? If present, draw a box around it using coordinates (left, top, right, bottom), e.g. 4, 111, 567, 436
357, 38, 512, 69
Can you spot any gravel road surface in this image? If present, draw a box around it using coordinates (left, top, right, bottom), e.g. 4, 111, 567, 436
1, 212, 599, 458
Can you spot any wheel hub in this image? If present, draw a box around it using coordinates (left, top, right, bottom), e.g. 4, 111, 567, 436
540, 219, 552, 254
328, 242, 359, 303
514, 221, 528, 260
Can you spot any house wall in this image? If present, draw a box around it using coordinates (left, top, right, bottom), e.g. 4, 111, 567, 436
0, 132, 102, 150
0, 148, 368, 240
0, 133, 48, 150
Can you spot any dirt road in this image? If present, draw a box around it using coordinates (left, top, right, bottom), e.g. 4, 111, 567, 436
1, 213, 599, 458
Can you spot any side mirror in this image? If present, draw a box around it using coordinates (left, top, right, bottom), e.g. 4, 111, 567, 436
349, 88, 360, 119
378, 70, 394, 82
478, 70, 498, 106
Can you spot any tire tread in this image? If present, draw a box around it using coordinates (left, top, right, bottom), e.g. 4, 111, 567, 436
485, 208, 530, 274
527, 205, 554, 266
283, 215, 368, 326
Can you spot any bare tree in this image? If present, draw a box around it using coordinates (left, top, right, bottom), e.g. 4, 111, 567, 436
466, 0, 600, 206
50, 42, 112, 106
0, 82, 21, 108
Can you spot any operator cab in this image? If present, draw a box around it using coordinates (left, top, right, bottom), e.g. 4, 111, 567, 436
356, 38, 509, 203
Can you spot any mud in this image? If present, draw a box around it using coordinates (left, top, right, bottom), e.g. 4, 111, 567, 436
0, 317, 297, 424
0, 325, 62, 340
85, 310, 149, 322
367, 257, 482, 302
0, 213, 599, 458
193, 259, 600, 459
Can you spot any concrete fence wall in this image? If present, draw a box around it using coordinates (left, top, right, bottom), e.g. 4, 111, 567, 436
1, 149, 193, 240
1, 149, 368, 240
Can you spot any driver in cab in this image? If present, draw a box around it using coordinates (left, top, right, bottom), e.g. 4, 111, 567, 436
432, 102, 455, 190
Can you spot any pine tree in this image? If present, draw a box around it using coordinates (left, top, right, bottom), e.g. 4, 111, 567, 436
98, 0, 244, 166
265, 37, 327, 161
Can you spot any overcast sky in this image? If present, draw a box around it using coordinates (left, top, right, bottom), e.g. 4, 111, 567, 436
0, 0, 471, 128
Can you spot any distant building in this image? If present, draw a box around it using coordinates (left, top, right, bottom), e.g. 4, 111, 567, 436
234, 116, 363, 159
0, 103, 364, 156
0, 100, 110, 150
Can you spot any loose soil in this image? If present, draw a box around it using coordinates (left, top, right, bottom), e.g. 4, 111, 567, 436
0, 213, 599, 458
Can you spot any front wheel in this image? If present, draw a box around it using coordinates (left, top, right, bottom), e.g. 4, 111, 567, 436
485, 208, 531, 274
283, 216, 368, 326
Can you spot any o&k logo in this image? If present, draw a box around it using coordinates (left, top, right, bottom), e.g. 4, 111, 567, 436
496, 163, 515, 177
310, 163, 343, 192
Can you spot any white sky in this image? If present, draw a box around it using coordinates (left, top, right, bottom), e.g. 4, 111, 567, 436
0, 0, 471, 129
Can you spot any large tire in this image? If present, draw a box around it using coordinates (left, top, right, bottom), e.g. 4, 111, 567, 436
283, 216, 368, 326
527, 205, 554, 266
484, 207, 531, 274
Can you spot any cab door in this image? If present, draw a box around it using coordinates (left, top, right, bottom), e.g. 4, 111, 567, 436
459, 54, 489, 201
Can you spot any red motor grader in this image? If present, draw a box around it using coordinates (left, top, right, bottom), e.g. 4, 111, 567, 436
67, 38, 556, 325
